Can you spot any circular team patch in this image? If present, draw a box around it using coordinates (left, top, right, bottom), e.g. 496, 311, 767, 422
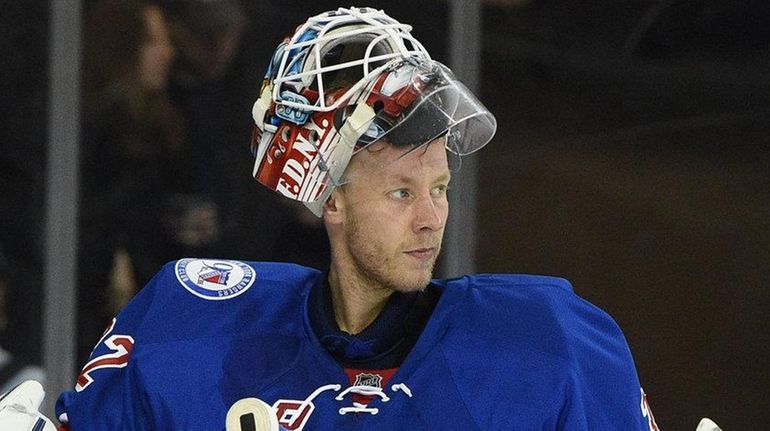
175, 258, 256, 300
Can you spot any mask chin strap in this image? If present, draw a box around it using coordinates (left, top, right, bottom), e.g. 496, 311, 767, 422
304, 101, 376, 217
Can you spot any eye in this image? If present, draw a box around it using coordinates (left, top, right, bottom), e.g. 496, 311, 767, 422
431, 185, 448, 197
389, 189, 411, 200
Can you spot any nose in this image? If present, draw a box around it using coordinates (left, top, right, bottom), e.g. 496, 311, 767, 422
161, 39, 176, 63
412, 194, 445, 233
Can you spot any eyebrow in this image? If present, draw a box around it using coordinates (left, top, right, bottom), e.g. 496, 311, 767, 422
393, 171, 452, 186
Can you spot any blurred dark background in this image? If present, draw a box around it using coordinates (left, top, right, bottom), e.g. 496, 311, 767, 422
1, 0, 768, 429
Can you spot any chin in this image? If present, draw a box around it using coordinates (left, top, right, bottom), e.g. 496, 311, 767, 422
391, 269, 434, 293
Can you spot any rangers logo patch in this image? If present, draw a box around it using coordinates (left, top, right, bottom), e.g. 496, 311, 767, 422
175, 258, 256, 300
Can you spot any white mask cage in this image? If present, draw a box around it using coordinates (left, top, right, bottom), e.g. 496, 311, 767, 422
270, 7, 432, 114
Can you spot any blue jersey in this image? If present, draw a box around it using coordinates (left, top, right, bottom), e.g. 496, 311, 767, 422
57, 259, 657, 430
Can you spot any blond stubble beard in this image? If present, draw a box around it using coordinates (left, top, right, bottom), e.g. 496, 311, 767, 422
343, 209, 441, 293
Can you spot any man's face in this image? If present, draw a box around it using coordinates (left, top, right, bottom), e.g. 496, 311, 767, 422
332, 138, 450, 292
139, 6, 175, 91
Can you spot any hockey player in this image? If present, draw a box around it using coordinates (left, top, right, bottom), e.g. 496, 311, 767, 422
0, 6, 721, 431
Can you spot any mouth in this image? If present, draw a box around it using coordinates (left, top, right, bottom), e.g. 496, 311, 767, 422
404, 247, 437, 261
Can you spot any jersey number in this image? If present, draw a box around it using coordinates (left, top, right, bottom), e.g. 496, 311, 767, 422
76, 318, 135, 392
641, 388, 659, 431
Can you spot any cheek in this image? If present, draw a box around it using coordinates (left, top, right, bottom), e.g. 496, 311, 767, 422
438, 199, 449, 224
348, 206, 403, 250
140, 47, 159, 76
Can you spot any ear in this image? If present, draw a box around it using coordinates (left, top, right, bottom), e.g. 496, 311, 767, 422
322, 188, 344, 225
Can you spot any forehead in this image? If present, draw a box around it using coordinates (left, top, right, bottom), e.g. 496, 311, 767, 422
144, 6, 167, 36
345, 138, 450, 184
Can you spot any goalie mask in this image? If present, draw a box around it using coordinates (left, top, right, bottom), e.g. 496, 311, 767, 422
250, 7, 497, 216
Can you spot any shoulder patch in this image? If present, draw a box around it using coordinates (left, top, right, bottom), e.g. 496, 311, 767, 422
175, 258, 256, 300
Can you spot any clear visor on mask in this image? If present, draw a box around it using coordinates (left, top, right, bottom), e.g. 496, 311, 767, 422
335, 60, 497, 185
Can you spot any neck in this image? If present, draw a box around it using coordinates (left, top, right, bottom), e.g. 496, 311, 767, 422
327, 264, 393, 335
